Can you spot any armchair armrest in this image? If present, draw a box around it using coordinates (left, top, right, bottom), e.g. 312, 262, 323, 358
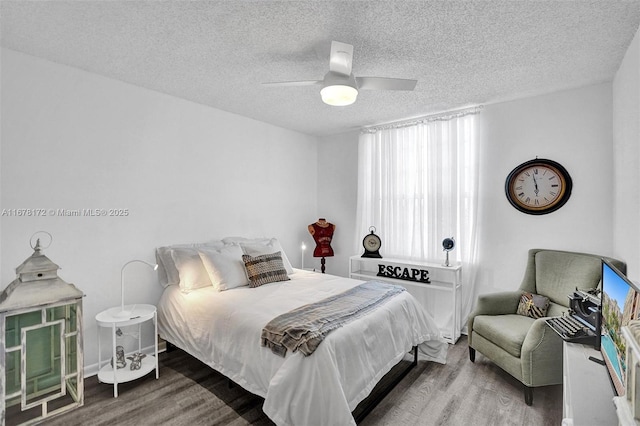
471, 291, 522, 316
467, 291, 522, 347
520, 318, 564, 387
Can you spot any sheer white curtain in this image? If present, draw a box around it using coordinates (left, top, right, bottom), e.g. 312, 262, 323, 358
356, 109, 480, 330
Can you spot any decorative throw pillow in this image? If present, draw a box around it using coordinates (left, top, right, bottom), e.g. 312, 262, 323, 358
242, 252, 290, 288
517, 292, 550, 319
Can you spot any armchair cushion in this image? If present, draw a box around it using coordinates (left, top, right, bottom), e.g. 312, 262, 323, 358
473, 314, 535, 358
534, 251, 602, 305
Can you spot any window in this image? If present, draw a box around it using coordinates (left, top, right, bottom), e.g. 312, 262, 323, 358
356, 109, 480, 323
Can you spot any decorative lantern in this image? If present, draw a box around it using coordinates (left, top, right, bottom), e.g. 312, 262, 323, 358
0, 234, 84, 425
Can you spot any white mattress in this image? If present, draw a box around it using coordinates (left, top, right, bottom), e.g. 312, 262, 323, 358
157, 269, 448, 426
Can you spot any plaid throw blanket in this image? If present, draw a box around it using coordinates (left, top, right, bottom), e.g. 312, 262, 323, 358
261, 281, 405, 357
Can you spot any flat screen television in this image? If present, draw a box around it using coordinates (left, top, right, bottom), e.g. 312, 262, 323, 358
600, 259, 640, 396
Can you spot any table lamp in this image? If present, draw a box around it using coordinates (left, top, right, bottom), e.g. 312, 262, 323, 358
117, 259, 158, 318
301, 242, 307, 270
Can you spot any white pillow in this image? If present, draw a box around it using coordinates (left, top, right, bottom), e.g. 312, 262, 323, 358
170, 247, 213, 293
158, 245, 195, 287
234, 238, 294, 275
156, 241, 224, 288
155, 246, 173, 287
199, 245, 249, 291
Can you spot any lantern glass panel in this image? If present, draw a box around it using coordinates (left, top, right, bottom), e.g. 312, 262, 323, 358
5, 311, 41, 348
68, 303, 77, 333
65, 376, 79, 402
66, 333, 77, 374
24, 322, 63, 406
47, 305, 65, 321
5, 350, 20, 401
46, 305, 76, 332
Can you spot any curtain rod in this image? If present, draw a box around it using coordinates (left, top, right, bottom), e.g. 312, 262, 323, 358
361, 105, 483, 134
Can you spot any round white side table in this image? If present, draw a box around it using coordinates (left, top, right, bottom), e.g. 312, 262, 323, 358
95, 304, 159, 397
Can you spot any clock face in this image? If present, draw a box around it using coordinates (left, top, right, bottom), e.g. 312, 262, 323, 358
363, 234, 381, 251
505, 159, 572, 215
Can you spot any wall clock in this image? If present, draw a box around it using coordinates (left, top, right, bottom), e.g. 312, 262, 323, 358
505, 158, 572, 215
362, 226, 382, 258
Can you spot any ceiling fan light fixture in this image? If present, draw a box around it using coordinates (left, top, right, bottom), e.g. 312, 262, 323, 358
320, 71, 358, 106
321, 84, 358, 106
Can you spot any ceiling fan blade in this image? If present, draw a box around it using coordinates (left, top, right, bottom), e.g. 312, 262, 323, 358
356, 77, 417, 91
262, 80, 322, 87
329, 41, 353, 76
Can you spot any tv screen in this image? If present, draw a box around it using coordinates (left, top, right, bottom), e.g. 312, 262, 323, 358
600, 259, 640, 396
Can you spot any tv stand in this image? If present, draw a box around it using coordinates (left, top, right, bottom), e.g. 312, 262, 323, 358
562, 342, 616, 425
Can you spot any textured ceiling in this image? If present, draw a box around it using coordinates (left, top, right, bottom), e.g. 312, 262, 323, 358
1, 1, 639, 136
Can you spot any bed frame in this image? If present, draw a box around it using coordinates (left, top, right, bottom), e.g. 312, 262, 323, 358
352, 345, 418, 423
166, 341, 418, 424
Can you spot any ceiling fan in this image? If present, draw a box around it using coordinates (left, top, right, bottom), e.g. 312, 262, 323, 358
262, 41, 417, 106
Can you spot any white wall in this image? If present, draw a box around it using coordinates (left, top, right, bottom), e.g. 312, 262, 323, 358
613, 26, 640, 281
314, 131, 359, 277
0, 48, 318, 370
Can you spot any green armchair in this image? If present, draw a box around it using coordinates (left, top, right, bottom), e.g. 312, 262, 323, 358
467, 249, 626, 405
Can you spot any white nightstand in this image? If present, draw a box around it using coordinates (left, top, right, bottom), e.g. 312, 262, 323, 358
95, 304, 159, 397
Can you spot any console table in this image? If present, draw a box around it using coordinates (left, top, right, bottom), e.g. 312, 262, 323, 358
349, 256, 462, 343
562, 342, 617, 425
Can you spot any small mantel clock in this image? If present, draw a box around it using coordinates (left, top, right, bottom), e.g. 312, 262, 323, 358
0, 234, 84, 424
362, 227, 382, 258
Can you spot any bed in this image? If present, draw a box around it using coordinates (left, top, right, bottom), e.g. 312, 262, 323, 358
155, 238, 448, 426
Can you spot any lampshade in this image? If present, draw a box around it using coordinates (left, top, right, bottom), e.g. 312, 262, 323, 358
320, 71, 358, 106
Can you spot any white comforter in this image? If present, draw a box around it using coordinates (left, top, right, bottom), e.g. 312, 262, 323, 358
157, 269, 448, 426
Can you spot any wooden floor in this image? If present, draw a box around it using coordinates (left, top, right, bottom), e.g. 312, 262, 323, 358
35, 336, 561, 426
